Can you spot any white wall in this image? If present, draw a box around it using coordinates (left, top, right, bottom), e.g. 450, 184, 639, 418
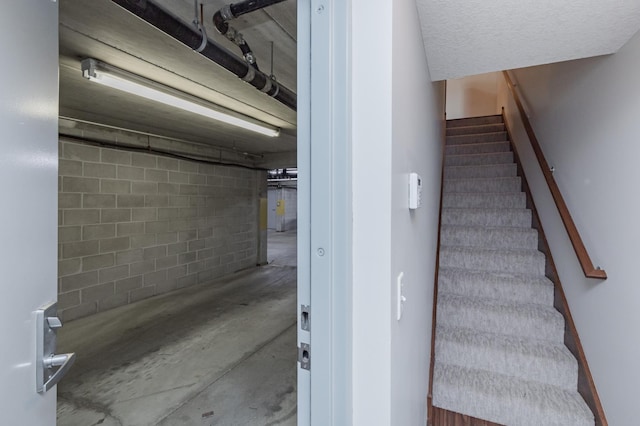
499, 31, 640, 425
351, 0, 445, 424
446, 72, 501, 119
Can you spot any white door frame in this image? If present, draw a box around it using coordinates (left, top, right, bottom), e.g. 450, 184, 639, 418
0, 0, 59, 425
298, 1, 353, 424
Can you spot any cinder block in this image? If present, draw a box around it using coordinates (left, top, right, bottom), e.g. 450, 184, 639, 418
144, 269, 167, 285
199, 164, 215, 175
190, 197, 206, 207
169, 171, 189, 184
145, 220, 169, 233
101, 148, 131, 165
156, 279, 178, 295
179, 160, 198, 173
59, 258, 82, 277
145, 195, 169, 207
198, 269, 213, 282
168, 242, 188, 255
117, 222, 145, 236
60, 270, 99, 292
101, 208, 131, 223
116, 165, 145, 181
115, 276, 143, 293
130, 234, 157, 249
129, 286, 156, 302
168, 265, 188, 279
178, 252, 196, 264
132, 181, 158, 194
145, 169, 168, 183
169, 196, 189, 207
188, 260, 206, 274
83, 194, 116, 208
179, 208, 198, 218
101, 179, 131, 194
100, 237, 130, 253
81, 282, 115, 303
206, 256, 221, 268
117, 194, 145, 208
131, 153, 157, 168
158, 183, 180, 194
143, 246, 167, 260
132, 208, 157, 222
156, 255, 177, 269
99, 264, 130, 284
115, 249, 144, 265
64, 143, 100, 162
98, 293, 129, 311
82, 253, 115, 272
189, 174, 207, 185
177, 274, 197, 288
59, 159, 83, 177
179, 230, 197, 242
207, 175, 222, 186
157, 232, 178, 245
58, 290, 80, 309
158, 208, 180, 220
62, 240, 99, 259
84, 162, 116, 178
83, 224, 116, 240
197, 248, 214, 260
189, 239, 206, 251
198, 228, 213, 239
158, 157, 180, 171
60, 302, 97, 322
59, 193, 82, 209
180, 184, 198, 195
130, 260, 155, 276
59, 226, 82, 243
63, 177, 100, 193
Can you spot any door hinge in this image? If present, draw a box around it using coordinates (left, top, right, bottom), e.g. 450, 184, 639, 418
298, 343, 310, 370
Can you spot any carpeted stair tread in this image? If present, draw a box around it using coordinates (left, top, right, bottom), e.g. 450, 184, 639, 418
438, 267, 554, 305
445, 141, 511, 155
446, 115, 503, 128
446, 123, 506, 136
439, 246, 545, 275
442, 207, 531, 228
436, 293, 565, 341
444, 163, 517, 179
444, 176, 521, 193
443, 192, 526, 209
435, 325, 578, 390
445, 151, 513, 166
447, 131, 508, 145
440, 225, 538, 250
432, 363, 594, 426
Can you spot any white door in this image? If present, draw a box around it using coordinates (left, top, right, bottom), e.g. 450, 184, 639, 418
0, 0, 60, 425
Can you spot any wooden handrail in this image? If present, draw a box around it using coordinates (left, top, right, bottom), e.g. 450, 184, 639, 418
502, 71, 607, 280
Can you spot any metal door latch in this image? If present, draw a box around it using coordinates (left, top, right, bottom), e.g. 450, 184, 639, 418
298, 343, 310, 371
36, 302, 76, 393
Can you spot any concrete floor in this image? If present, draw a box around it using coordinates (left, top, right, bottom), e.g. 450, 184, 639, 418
57, 230, 297, 426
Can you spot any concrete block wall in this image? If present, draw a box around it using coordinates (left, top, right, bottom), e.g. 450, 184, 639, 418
58, 140, 259, 321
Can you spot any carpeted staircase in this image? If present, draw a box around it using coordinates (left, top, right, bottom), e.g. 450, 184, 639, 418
431, 115, 594, 426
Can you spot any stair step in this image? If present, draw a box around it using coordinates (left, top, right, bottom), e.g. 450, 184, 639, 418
435, 325, 578, 390
447, 131, 508, 145
443, 192, 526, 209
438, 267, 554, 305
439, 246, 545, 275
442, 207, 531, 228
444, 163, 517, 179
446, 115, 503, 128
436, 293, 565, 341
445, 152, 513, 167
445, 141, 511, 156
444, 177, 521, 193
446, 123, 506, 136
432, 363, 593, 426
441, 225, 538, 250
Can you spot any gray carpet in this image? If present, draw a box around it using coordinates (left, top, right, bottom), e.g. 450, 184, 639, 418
432, 115, 594, 425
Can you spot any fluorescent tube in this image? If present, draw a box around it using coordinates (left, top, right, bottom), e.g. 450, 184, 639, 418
81, 58, 280, 137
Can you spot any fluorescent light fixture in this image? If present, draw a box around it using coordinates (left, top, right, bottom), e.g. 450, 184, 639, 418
81, 58, 280, 137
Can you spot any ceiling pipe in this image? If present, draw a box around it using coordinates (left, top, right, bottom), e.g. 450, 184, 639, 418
212, 0, 287, 71
109, 0, 296, 111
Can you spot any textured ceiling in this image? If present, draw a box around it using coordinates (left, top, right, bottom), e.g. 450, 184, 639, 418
416, 0, 640, 81
59, 0, 297, 156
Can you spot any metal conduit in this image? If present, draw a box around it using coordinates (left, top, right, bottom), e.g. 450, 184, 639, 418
110, 0, 296, 111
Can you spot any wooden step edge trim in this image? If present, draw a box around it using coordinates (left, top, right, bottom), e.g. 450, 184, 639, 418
503, 111, 608, 426
502, 71, 607, 280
